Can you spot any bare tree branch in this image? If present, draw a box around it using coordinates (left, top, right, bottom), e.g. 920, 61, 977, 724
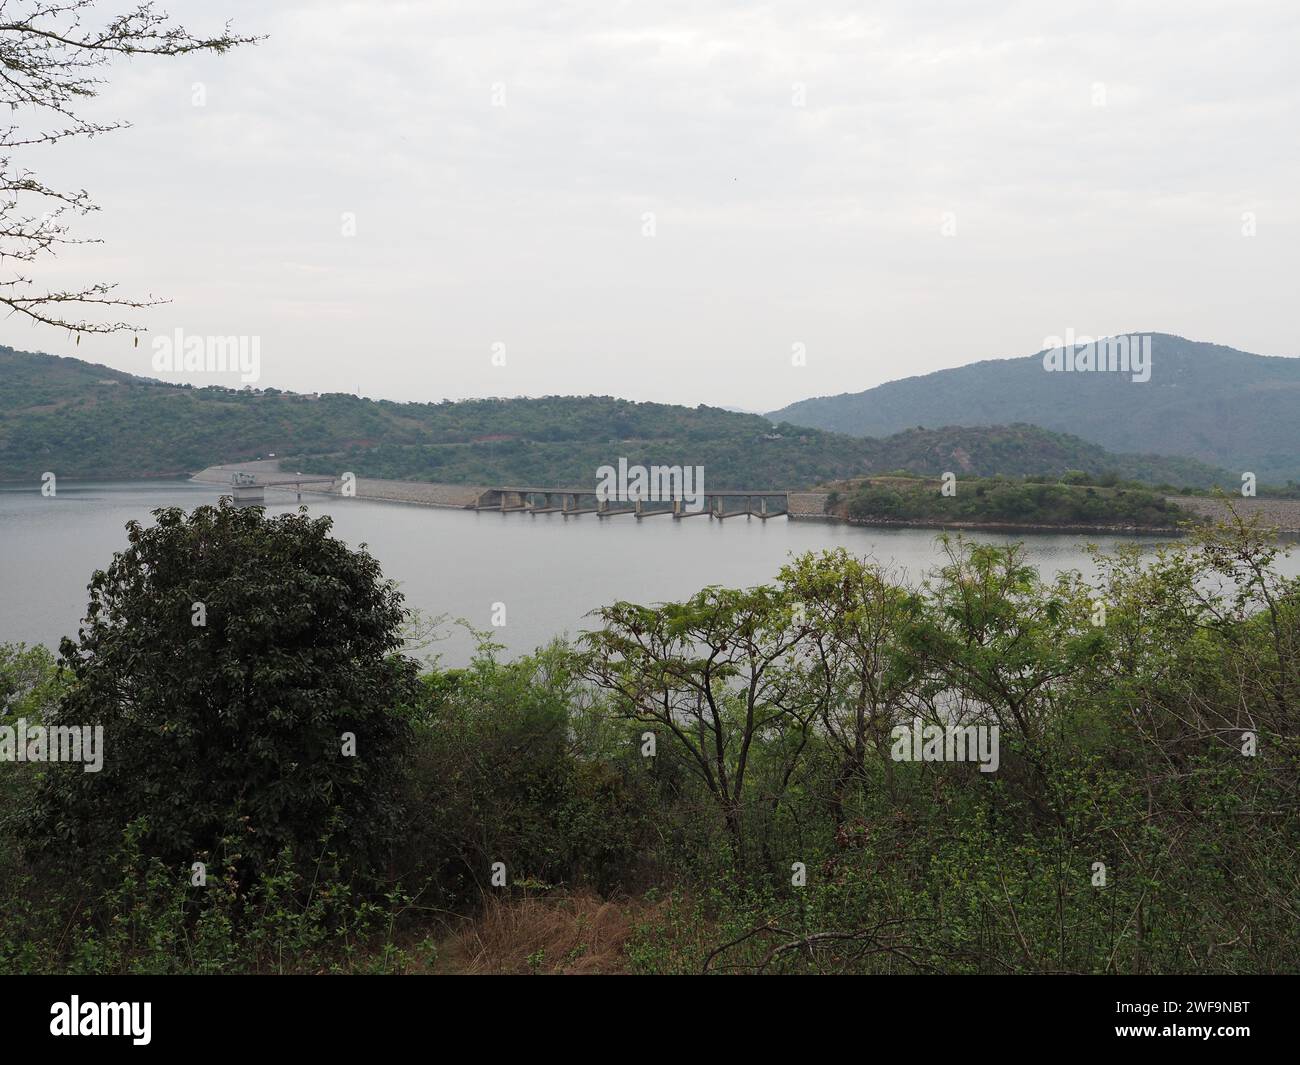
0, 1, 260, 333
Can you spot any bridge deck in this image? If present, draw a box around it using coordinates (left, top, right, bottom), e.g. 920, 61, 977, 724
491, 487, 790, 497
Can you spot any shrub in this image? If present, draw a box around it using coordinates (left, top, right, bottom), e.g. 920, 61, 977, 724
24, 500, 419, 886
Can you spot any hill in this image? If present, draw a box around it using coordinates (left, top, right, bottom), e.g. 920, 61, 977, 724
768, 333, 1300, 483
0, 345, 1233, 490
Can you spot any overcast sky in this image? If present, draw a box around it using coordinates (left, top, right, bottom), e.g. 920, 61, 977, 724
10, 0, 1300, 410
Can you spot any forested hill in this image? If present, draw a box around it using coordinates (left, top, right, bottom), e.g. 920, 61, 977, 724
769, 333, 1300, 483
0, 345, 1232, 490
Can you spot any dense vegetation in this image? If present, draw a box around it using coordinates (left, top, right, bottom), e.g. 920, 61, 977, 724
27, 503, 418, 883
1, 346, 1234, 490
293, 423, 1233, 493
770, 333, 1300, 483
2, 502, 1296, 973
841, 475, 1190, 529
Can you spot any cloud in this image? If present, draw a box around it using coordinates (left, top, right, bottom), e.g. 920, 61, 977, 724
16, 0, 1300, 408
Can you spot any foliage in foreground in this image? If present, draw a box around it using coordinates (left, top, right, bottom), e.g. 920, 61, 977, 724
1, 506, 1297, 974
19, 500, 418, 887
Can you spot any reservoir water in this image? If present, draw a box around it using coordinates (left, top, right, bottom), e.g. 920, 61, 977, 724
2, 481, 1295, 666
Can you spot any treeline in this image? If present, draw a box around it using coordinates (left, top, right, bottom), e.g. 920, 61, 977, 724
292, 423, 1233, 494
841, 475, 1190, 528
2, 347, 1239, 490
1, 501, 1296, 973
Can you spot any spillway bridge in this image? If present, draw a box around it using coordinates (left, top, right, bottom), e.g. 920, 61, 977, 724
473, 487, 793, 520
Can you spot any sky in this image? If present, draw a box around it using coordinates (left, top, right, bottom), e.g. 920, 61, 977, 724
7, 0, 1300, 410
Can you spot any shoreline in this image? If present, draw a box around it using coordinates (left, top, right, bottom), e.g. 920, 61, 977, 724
824, 515, 1184, 536
182, 462, 1300, 535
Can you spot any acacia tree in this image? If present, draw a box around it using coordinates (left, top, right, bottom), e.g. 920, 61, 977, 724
582, 585, 819, 867
0, 1, 257, 334
901, 536, 1103, 834
778, 550, 920, 824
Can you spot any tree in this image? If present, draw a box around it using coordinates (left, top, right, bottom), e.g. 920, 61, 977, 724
0, 641, 59, 721
582, 585, 818, 867
0, 1, 257, 334
904, 536, 1097, 826
778, 550, 920, 822
26, 499, 419, 883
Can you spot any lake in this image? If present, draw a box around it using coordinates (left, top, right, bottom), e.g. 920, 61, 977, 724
2, 480, 1295, 666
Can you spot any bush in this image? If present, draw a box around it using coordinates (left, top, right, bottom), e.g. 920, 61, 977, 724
24, 500, 419, 886
398, 640, 651, 903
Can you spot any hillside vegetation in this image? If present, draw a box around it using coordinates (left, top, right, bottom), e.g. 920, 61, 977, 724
835, 475, 1190, 529
769, 333, 1300, 483
1, 346, 1233, 490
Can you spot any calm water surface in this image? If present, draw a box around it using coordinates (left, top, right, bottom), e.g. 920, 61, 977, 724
2, 481, 1294, 665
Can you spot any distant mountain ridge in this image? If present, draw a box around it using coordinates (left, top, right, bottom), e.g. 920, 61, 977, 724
0, 345, 1233, 490
768, 334, 1300, 483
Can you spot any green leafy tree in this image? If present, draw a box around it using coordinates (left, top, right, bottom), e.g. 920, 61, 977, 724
582, 586, 818, 867
26, 499, 418, 884
778, 550, 920, 823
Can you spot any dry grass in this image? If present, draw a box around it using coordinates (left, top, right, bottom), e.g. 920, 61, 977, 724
444, 891, 645, 975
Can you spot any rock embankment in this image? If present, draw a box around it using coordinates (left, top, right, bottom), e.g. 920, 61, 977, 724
1166, 496, 1300, 533
191, 462, 484, 509
787, 492, 831, 518
191, 460, 284, 483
